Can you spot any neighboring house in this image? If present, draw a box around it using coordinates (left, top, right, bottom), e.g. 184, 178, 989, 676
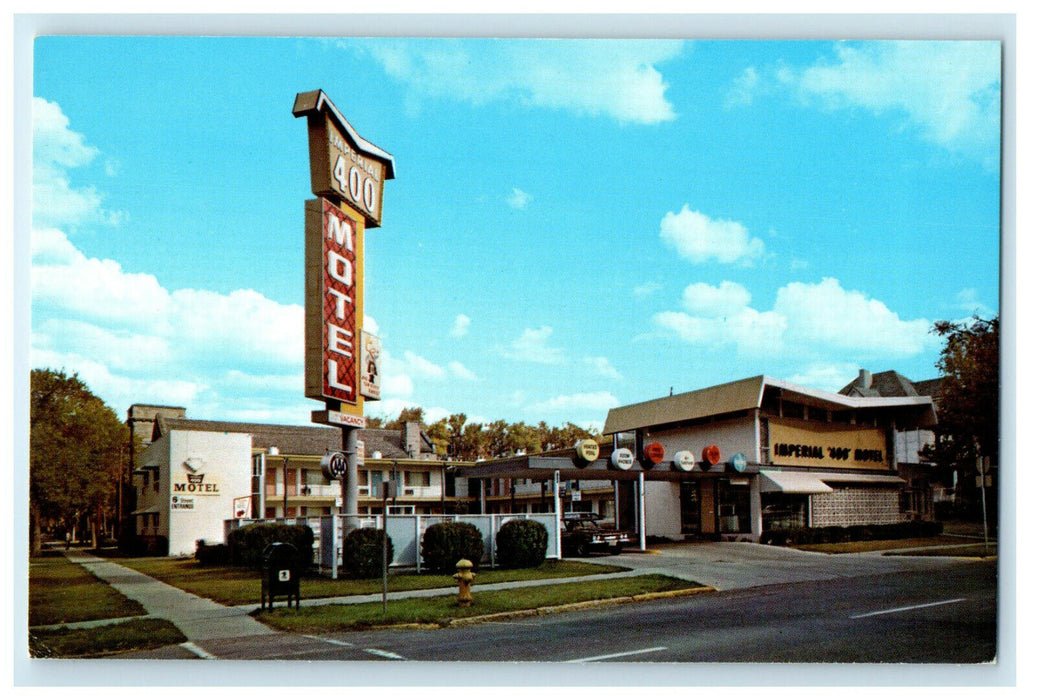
839, 370, 945, 519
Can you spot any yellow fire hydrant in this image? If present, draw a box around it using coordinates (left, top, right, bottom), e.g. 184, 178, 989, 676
453, 558, 475, 607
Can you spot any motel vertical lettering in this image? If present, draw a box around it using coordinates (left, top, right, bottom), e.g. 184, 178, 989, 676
322, 200, 360, 403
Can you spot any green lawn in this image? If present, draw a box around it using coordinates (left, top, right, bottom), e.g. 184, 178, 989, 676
794, 535, 991, 555
29, 551, 146, 626
255, 574, 700, 632
887, 542, 997, 557
29, 550, 187, 658
118, 557, 630, 606
29, 618, 186, 658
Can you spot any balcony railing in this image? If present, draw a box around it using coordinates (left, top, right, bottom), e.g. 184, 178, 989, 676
268, 484, 442, 499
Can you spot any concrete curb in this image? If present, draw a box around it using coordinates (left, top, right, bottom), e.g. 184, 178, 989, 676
446, 586, 715, 627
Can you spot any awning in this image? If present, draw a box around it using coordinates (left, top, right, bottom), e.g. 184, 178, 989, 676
130, 506, 160, 515
813, 471, 906, 486
759, 470, 834, 494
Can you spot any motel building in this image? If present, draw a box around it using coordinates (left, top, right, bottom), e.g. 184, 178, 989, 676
130, 411, 458, 556
458, 374, 938, 543
128, 373, 937, 556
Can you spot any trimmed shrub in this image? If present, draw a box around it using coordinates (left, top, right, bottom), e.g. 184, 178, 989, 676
342, 528, 393, 579
421, 521, 484, 574
194, 539, 229, 565
227, 523, 314, 570
762, 519, 945, 547
496, 519, 548, 569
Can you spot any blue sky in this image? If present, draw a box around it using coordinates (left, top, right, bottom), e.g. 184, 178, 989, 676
27, 33, 1003, 430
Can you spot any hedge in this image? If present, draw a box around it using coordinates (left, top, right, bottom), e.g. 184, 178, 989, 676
421, 521, 485, 573
194, 540, 230, 565
226, 523, 314, 570
496, 519, 548, 569
761, 520, 944, 546
342, 528, 393, 579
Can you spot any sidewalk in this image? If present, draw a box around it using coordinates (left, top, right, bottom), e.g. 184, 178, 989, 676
47, 549, 663, 642
56, 549, 277, 643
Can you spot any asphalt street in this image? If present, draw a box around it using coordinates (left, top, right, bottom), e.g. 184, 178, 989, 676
190, 558, 996, 665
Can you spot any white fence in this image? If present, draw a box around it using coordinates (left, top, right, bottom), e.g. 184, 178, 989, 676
225, 512, 559, 577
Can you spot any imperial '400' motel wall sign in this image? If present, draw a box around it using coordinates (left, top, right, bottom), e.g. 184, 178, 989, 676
294, 90, 394, 424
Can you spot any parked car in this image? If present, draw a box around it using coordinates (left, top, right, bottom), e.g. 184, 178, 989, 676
561, 513, 632, 556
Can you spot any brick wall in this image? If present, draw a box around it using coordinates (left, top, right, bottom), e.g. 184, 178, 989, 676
811, 487, 906, 527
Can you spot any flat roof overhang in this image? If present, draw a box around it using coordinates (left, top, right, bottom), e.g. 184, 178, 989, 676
453, 453, 760, 481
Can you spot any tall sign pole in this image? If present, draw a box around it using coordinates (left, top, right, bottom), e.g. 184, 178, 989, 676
294, 90, 394, 526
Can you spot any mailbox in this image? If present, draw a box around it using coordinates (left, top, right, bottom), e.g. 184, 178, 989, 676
261, 542, 301, 611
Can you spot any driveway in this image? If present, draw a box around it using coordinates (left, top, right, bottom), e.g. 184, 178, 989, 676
596, 540, 970, 591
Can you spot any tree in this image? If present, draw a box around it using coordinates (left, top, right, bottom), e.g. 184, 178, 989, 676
922, 316, 999, 517
384, 406, 425, 431
30, 369, 129, 554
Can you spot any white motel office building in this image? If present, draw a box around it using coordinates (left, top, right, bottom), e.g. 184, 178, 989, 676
128, 373, 938, 556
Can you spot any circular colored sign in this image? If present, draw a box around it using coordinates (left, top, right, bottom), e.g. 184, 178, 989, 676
610, 447, 635, 471
643, 441, 666, 466
573, 439, 600, 466
730, 453, 748, 472
672, 450, 696, 472
703, 444, 722, 466
321, 451, 348, 480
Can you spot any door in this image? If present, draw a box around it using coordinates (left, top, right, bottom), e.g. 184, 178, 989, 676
680, 480, 701, 536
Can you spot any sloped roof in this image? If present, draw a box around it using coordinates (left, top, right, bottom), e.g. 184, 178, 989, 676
840, 370, 918, 397
604, 375, 937, 434
603, 376, 766, 435
840, 370, 945, 402
153, 417, 436, 459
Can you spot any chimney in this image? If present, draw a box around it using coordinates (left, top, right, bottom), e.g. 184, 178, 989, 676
402, 421, 422, 458
858, 369, 872, 391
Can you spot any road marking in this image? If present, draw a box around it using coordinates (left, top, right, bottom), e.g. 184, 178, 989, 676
850, 598, 967, 619
303, 634, 354, 648
566, 646, 667, 663
302, 635, 404, 660
363, 647, 407, 660
180, 642, 217, 659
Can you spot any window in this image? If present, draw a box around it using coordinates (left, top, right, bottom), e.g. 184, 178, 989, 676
405, 471, 431, 487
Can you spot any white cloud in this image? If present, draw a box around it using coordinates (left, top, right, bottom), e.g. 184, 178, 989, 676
653, 277, 937, 361
786, 363, 864, 393
660, 205, 766, 266
450, 313, 471, 338
529, 391, 620, 414
363, 315, 380, 336
773, 278, 933, 355
584, 356, 622, 380
681, 281, 752, 317
352, 38, 682, 125
954, 288, 995, 318
725, 66, 760, 108
448, 361, 478, 381
30, 224, 309, 417
507, 188, 532, 210
503, 326, 565, 364
32, 97, 126, 228
401, 350, 447, 380
790, 41, 1001, 168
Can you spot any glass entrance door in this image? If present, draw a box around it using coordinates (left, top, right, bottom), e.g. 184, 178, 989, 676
717, 479, 750, 534
680, 481, 701, 535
